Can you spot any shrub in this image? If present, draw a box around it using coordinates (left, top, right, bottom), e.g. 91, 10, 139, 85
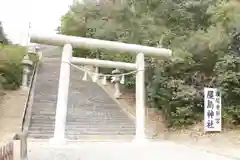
0, 62, 23, 90
147, 52, 240, 128
211, 54, 240, 127
147, 58, 204, 128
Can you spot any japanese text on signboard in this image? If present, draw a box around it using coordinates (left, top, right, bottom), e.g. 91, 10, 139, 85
204, 88, 222, 132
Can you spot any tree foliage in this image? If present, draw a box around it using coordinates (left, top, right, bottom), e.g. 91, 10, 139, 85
0, 22, 10, 45
59, 0, 240, 128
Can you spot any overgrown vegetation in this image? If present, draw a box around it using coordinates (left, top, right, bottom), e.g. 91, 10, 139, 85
0, 45, 39, 91
0, 45, 24, 90
59, 0, 240, 128
0, 21, 38, 92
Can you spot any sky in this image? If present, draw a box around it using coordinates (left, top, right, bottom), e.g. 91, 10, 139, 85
0, 0, 74, 45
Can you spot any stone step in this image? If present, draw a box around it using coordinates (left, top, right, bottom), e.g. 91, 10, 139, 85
32, 109, 56, 115
31, 111, 56, 115
31, 115, 131, 120
29, 124, 134, 129
28, 130, 135, 136
31, 105, 56, 108
27, 135, 134, 141
30, 119, 134, 125
32, 105, 125, 109
32, 100, 57, 103
29, 125, 135, 130
33, 110, 128, 114
28, 127, 135, 132
27, 134, 52, 139
27, 133, 135, 139
29, 127, 135, 132
31, 113, 127, 116
31, 108, 127, 113
28, 133, 135, 140
29, 123, 134, 127
29, 122, 135, 126
31, 114, 132, 119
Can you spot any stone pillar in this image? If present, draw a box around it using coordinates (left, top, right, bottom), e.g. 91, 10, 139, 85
134, 53, 147, 143
50, 44, 72, 144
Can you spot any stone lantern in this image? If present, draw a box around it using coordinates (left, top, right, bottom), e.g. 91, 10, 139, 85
111, 68, 122, 99
21, 55, 33, 89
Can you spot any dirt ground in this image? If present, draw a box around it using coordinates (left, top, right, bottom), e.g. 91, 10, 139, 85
0, 89, 28, 145
99, 81, 240, 157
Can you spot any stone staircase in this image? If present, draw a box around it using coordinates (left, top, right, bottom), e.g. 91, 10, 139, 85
27, 47, 135, 139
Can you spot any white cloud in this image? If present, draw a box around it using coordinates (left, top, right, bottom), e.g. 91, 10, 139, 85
0, 0, 72, 45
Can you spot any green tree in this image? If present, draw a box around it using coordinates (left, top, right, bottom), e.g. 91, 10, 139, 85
59, 0, 240, 128
0, 22, 10, 45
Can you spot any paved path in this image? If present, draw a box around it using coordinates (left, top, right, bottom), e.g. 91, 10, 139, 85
27, 47, 135, 139
0, 90, 28, 145
27, 140, 237, 160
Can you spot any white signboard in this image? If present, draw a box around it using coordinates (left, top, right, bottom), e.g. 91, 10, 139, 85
204, 87, 222, 132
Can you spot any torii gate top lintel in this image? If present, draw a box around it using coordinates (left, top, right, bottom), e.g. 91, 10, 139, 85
30, 33, 172, 58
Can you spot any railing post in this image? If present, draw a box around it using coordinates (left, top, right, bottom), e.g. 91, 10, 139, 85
134, 53, 147, 143
20, 131, 28, 160
50, 44, 72, 144
13, 132, 28, 160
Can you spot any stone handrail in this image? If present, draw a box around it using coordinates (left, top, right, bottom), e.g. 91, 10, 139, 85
21, 52, 42, 132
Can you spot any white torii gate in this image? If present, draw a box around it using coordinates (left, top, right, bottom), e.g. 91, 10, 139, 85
30, 33, 172, 144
